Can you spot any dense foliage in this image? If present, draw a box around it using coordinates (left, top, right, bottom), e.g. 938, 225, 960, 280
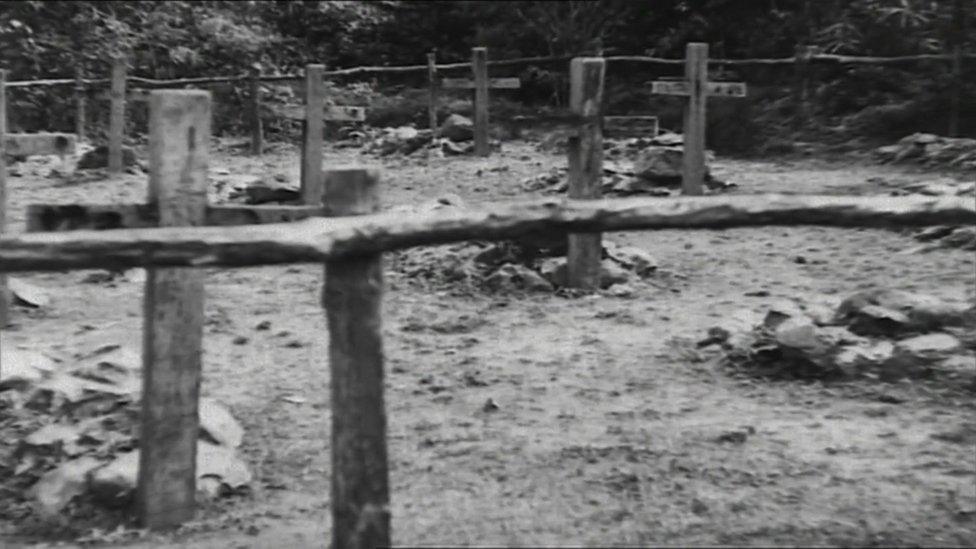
0, 0, 972, 149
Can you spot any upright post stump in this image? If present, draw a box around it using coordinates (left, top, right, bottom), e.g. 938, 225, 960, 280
137, 90, 210, 530
472, 47, 490, 156
682, 43, 708, 196
75, 67, 87, 142
427, 50, 439, 141
0, 70, 8, 330
109, 57, 127, 174
566, 58, 606, 290
302, 64, 325, 204
249, 67, 263, 155
323, 168, 390, 549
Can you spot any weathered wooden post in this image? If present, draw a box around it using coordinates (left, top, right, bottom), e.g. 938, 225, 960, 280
651, 43, 746, 195
793, 45, 813, 129
75, 67, 87, 142
322, 168, 390, 549
427, 50, 439, 141
682, 43, 708, 196
472, 47, 489, 156
302, 64, 325, 205
566, 58, 606, 290
0, 70, 7, 331
137, 90, 210, 529
249, 67, 263, 155
108, 57, 127, 174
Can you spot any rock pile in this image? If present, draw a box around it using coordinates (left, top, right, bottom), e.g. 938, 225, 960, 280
1, 344, 250, 519
874, 133, 976, 171
703, 289, 976, 385
388, 194, 660, 295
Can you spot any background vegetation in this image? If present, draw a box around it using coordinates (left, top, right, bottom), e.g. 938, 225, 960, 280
0, 0, 972, 153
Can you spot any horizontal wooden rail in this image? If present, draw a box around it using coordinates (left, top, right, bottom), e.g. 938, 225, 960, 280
0, 194, 971, 272
7, 51, 973, 88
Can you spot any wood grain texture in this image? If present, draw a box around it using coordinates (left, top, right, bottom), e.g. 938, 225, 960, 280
472, 48, 489, 157
322, 169, 390, 549
0, 70, 8, 328
566, 58, 605, 290
137, 90, 210, 530
249, 69, 263, 155
108, 58, 126, 174
301, 64, 325, 204
75, 67, 86, 142
682, 43, 708, 196
25, 204, 324, 232
427, 51, 438, 139
3, 195, 972, 272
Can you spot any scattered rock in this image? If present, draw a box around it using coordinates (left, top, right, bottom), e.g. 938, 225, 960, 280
31, 457, 102, 515
77, 146, 139, 170
836, 289, 973, 336
9, 278, 51, 308
89, 451, 139, 508
874, 133, 976, 171
440, 114, 474, 142
603, 242, 658, 276
484, 263, 553, 292
199, 399, 245, 448
0, 348, 57, 391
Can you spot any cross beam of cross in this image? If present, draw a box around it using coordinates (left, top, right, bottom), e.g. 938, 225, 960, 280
651, 43, 748, 195
19, 91, 324, 530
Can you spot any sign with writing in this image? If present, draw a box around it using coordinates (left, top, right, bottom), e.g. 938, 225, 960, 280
651, 81, 747, 97
441, 77, 521, 89
5, 133, 77, 156
278, 105, 368, 122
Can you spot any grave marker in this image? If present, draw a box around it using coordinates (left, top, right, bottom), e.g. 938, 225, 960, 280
651, 43, 747, 195
298, 65, 369, 204
438, 47, 521, 156
23, 89, 327, 530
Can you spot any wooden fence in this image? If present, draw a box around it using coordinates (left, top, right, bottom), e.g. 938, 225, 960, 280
3, 45, 972, 166
1, 64, 975, 548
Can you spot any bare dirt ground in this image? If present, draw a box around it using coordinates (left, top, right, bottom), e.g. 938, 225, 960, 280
2, 140, 974, 548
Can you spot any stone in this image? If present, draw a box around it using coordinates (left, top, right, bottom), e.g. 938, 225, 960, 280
650, 132, 683, 146
603, 242, 658, 276
77, 145, 138, 170
8, 278, 50, 308
836, 289, 974, 336
485, 263, 553, 292
441, 139, 473, 156
89, 451, 139, 507
633, 146, 683, 183
199, 398, 245, 448
915, 225, 957, 242
31, 457, 102, 516
834, 341, 895, 376
599, 260, 631, 289
539, 258, 567, 287
0, 348, 57, 391
440, 114, 474, 142
890, 333, 962, 367
197, 441, 252, 492
941, 227, 976, 251
607, 283, 636, 297
24, 423, 82, 450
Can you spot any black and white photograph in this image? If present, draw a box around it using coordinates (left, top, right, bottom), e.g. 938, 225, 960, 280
0, 1, 973, 547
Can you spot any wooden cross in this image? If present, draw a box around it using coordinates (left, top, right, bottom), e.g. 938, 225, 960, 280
0, 69, 78, 326
651, 42, 747, 195
22, 90, 324, 530
438, 47, 521, 157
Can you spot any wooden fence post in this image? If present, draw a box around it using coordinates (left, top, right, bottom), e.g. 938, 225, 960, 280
682, 43, 708, 196
322, 168, 390, 549
75, 67, 86, 142
137, 90, 210, 530
472, 47, 490, 156
427, 50, 439, 140
249, 68, 263, 155
0, 70, 7, 331
108, 57, 126, 174
793, 44, 811, 129
302, 64, 325, 205
566, 58, 606, 290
